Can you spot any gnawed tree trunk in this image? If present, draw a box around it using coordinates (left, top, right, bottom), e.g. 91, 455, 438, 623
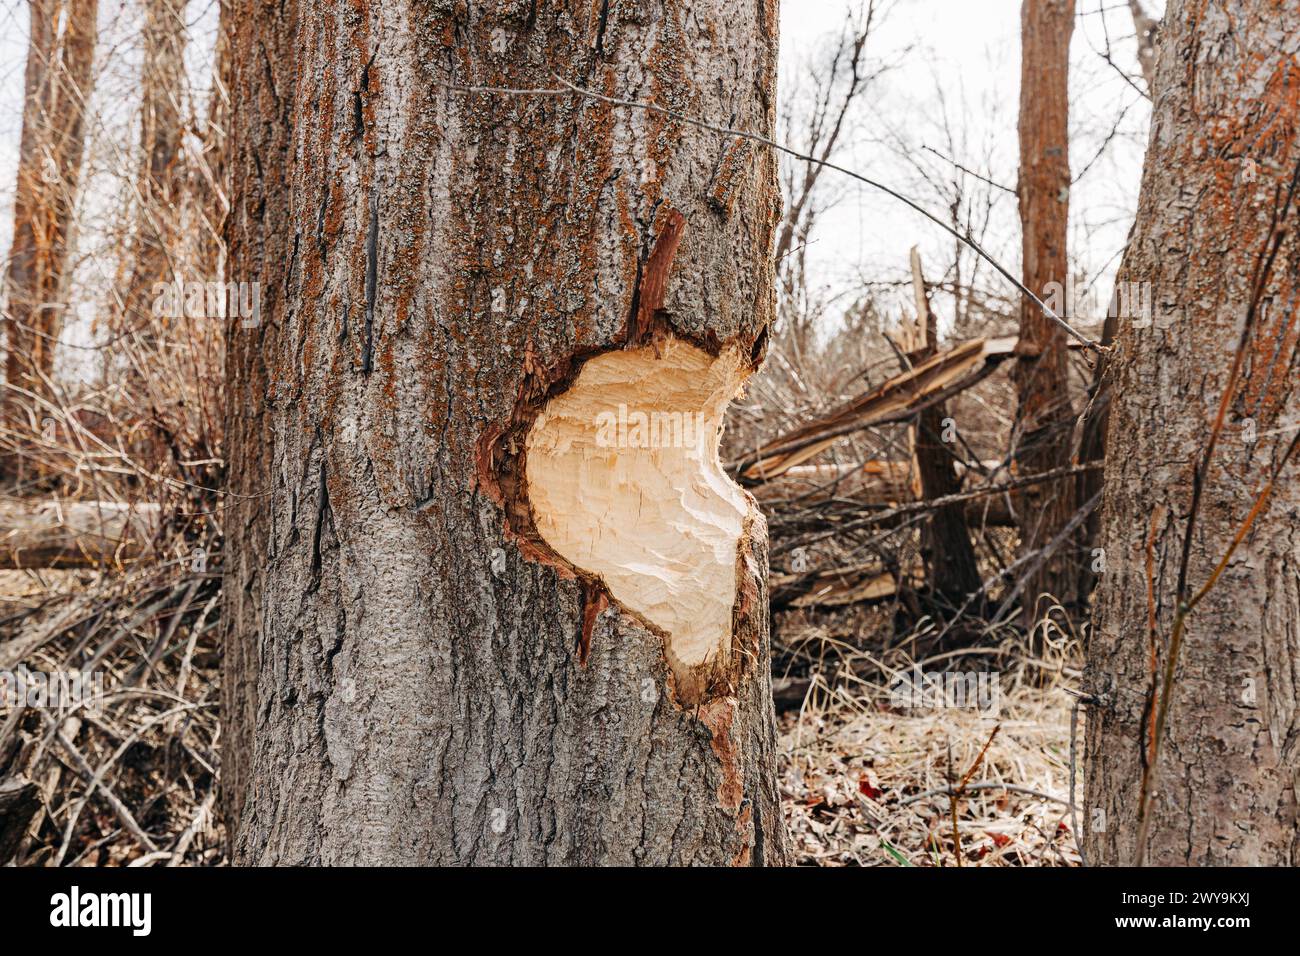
2, 0, 98, 447
1012, 0, 1079, 627
222, 0, 789, 865
1085, 0, 1300, 865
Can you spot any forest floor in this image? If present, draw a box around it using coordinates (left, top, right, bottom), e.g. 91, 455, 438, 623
777, 669, 1080, 866
773, 612, 1083, 867
3, 568, 1080, 866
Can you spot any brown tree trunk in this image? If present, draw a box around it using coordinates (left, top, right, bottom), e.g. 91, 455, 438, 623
221, 0, 789, 865
1128, 0, 1158, 91
114, 0, 187, 474
2, 0, 98, 443
909, 251, 980, 607
1085, 0, 1300, 865
1012, 0, 1078, 628
120, 0, 186, 346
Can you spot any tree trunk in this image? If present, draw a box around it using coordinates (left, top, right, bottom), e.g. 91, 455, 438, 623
909, 250, 980, 607
120, 0, 187, 347
1012, 0, 1078, 628
113, 0, 187, 473
1085, 0, 1300, 865
2, 0, 98, 442
1127, 0, 1158, 92
221, 0, 789, 865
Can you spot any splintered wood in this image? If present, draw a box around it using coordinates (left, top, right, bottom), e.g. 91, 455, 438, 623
736, 336, 1017, 482
525, 338, 753, 673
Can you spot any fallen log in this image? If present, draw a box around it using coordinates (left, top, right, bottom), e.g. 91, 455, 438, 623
771, 561, 919, 609
0, 499, 160, 569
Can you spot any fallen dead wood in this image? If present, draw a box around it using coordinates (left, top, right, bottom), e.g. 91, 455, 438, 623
0, 777, 40, 863
753, 460, 915, 503
733, 336, 1017, 483
772, 561, 918, 609
754, 457, 1006, 501
770, 462, 1100, 557
769, 493, 1016, 537
0, 499, 160, 569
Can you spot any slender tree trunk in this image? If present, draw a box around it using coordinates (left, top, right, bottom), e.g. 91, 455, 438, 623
1085, 0, 1300, 866
194, 30, 228, 287
1012, 0, 1078, 628
121, 0, 186, 341
1127, 0, 1158, 92
221, 0, 789, 865
2, 0, 98, 469
217, 0, 274, 848
910, 251, 980, 607
115, 0, 187, 472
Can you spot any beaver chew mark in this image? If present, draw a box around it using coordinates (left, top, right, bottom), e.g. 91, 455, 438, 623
526, 338, 749, 674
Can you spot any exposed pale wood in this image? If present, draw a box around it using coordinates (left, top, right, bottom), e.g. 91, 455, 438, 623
527, 340, 751, 687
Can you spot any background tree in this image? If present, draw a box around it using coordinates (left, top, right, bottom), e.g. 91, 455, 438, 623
1085, 0, 1300, 865
119, 0, 186, 366
221, 0, 789, 864
2, 0, 98, 478
1011, 0, 1078, 627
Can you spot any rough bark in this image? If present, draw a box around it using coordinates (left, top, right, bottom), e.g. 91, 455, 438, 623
1012, 0, 1079, 626
2, 0, 98, 433
1085, 0, 1300, 865
222, 0, 789, 865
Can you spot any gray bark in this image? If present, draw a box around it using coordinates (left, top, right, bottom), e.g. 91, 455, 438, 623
221, 0, 789, 865
1085, 0, 1300, 865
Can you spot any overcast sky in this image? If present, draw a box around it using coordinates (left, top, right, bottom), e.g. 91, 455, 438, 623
0, 0, 1161, 356
778, 0, 1160, 331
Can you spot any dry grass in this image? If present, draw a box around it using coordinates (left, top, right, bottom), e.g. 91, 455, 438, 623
775, 616, 1083, 866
